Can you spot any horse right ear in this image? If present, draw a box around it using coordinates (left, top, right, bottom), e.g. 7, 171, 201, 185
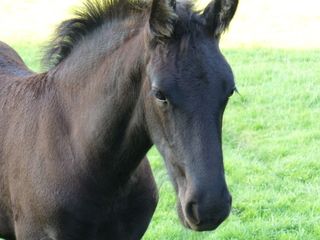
148, 0, 177, 43
202, 0, 238, 38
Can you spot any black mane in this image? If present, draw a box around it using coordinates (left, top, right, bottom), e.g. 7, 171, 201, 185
44, 0, 202, 68
44, 0, 150, 67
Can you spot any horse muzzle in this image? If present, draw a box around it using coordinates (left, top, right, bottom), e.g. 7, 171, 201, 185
177, 188, 232, 231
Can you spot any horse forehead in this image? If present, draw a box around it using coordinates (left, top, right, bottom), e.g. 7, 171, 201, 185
153, 57, 225, 92
151, 38, 231, 89
175, 52, 226, 85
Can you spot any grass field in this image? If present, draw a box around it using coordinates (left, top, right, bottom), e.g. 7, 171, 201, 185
1, 0, 320, 239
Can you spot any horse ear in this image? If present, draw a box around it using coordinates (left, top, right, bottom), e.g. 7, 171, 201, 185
149, 0, 177, 42
202, 0, 238, 38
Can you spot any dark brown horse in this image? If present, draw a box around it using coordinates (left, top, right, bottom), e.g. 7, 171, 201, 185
0, 0, 238, 239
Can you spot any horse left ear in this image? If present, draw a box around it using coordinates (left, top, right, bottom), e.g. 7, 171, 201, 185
149, 0, 177, 42
202, 0, 238, 38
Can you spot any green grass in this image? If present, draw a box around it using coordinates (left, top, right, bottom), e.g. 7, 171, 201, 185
7, 45, 319, 239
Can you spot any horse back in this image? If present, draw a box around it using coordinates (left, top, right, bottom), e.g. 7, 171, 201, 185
0, 41, 33, 79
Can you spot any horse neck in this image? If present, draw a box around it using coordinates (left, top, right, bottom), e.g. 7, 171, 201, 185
51, 21, 152, 187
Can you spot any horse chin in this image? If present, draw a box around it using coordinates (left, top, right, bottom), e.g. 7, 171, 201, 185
176, 200, 192, 229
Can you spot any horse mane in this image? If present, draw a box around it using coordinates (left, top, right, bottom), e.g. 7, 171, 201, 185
44, 0, 199, 68
44, 0, 150, 68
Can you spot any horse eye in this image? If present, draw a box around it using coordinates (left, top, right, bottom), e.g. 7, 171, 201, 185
154, 90, 167, 102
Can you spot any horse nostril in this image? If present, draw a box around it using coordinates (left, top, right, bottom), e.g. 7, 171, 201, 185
186, 202, 200, 225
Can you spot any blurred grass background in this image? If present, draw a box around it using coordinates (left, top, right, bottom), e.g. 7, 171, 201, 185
0, 0, 319, 239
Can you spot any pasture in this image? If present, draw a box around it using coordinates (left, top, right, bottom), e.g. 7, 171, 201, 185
1, 0, 320, 239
